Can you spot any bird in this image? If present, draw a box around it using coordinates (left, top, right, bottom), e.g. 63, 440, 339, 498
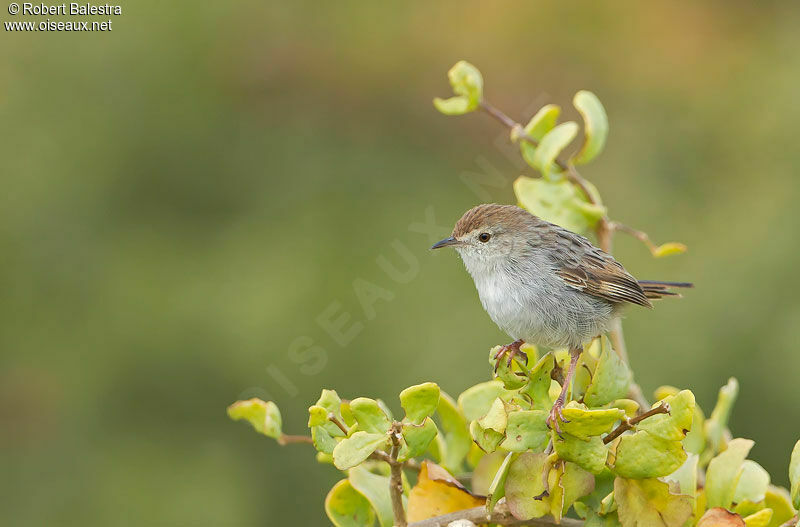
431, 203, 691, 433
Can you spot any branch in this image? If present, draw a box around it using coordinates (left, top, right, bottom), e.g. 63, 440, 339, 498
407, 504, 583, 527
389, 422, 408, 527
603, 401, 670, 444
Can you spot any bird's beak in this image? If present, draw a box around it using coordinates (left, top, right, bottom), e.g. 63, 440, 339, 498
431, 236, 459, 250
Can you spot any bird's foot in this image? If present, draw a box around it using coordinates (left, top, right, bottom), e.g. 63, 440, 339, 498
546, 400, 570, 437
493, 339, 527, 372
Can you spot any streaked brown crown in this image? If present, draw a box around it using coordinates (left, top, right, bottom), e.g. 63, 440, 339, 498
452, 204, 535, 237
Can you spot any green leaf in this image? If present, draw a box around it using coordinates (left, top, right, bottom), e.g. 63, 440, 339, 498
325, 479, 376, 527
664, 453, 698, 498
458, 380, 506, 422
524, 104, 562, 141
470, 420, 504, 454
550, 461, 596, 522
227, 398, 282, 440
584, 339, 633, 407
554, 434, 608, 474
433, 96, 472, 115
333, 431, 388, 470
612, 430, 687, 479
349, 465, 396, 527
706, 438, 754, 509
491, 345, 527, 390
478, 397, 508, 434
790, 439, 800, 509
703, 378, 739, 460
308, 405, 329, 428
316, 389, 347, 437
637, 390, 695, 441
519, 353, 555, 410
487, 452, 516, 512
400, 382, 440, 425
615, 477, 693, 527
436, 391, 472, 473
340, 400, 357, 428
514, 176, 606, 236
433, 60, 483, 115
520, 104, 562, 167
505, 452, 553, 520
734, 460, 771, 504
572, 90, 609, 166
560, 402, 625, 440
527, 122, 578, 178
399, 417, 438, 461
350, 397, 391, 435
472, 451, 508, 496
500, 410, 550, 452
312, 425, 338, 454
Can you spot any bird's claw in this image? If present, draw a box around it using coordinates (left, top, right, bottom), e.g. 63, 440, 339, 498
493, 341, 528, 372
546, 402, 569, 437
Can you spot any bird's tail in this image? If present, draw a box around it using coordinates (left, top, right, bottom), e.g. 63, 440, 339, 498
638, 280, 693, 300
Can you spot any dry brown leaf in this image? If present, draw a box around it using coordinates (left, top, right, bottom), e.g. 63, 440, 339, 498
697, 507, 746, 527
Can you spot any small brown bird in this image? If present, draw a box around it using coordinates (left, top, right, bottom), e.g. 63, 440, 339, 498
432, 204, 691, 433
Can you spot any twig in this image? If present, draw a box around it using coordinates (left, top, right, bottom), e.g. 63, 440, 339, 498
603, 401, 670, 444
389, 422, 408, 527
407, 504, 583, 527
328, 413, 349, 435
277, 434, 314, 445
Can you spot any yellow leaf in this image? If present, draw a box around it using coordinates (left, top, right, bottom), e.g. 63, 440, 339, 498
652, 242, 688, 258
407, 460, 485, 522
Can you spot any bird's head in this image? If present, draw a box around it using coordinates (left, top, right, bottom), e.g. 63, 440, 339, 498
431, 204, 540, 270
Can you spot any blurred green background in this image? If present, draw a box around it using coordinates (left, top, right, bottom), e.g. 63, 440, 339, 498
2, 1, 800, 525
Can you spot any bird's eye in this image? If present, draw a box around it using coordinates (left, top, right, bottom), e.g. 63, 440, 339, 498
478, 232, 491, 242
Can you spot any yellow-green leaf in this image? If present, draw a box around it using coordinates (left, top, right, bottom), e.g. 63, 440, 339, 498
549, 461, 595, 522
470, 419, 504, 453
433, 60, 483, 116
529, 122, 579, 178
615, 477, 693, 527
613, 430, 687, 479
478, 397, 508, 434
790, 439, 800, 509
734, 460, 771, 504
349, 465, 396, 527
500, 410, 549, 452
436, 391, 472, 473
744, 509, 773, 527
458, 380, 506, 422
554, 434, 608, 475
325, 479, 376, 527
350, 397, 391, 435
764, 485, 795, 527
514, 176, 606, 235
560, 402, 625, 440
333, 431, 388, 470
652, 242, 688, 258
572, 90, 608, 166
505, 452, 553, 520
400, 417, 438, 461
400, 382, 440, 425
584, 338, 633, 407
308, 404, 329, 428
519, 353, 555, 410
706, 438, 754, 509
227, 398, 282, 440
637, 390, 695, 441
487, 452, 516, 512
